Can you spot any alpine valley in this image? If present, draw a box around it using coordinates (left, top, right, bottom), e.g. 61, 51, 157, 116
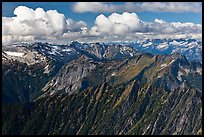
2, 39, 202, 135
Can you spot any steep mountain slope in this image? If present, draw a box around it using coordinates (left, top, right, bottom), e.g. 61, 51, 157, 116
2, 42, 138, 103
2, 43, 67, 103
38, 49, 202, 101
2, 41, 202, 135
2, 46, 56, 103
2, 80, 202, 135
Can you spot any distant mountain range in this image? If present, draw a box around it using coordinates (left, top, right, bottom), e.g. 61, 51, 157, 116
118, 38, 202, 63
2, 39, 202, 135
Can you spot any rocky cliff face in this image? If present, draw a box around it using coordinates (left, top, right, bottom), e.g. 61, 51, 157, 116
2, 42, 202, 135
41, 55, 97, 96
71, 41, 138, 60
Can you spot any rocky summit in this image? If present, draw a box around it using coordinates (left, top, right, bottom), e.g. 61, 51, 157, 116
2, 41, 202, 135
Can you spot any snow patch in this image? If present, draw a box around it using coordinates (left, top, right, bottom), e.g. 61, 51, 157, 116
47, 51, 56, 55
159, 63, 167, 71
62, 48, 72, 52
196, 67, 202, 74
5, 51, 24, 57
184, 68, 190, 74
159, 60, 175, 71
161, 63, 167, 68
143, 42, 152, 47
157, 75, 162, 78
103, 53, 106, 58
44, 64, 51, 74
187, 41, 198, 47
111, 72, 116, 76
177, 71, 183, 81
122, 46, 130, 51
168, 59, 175, 65
157, 43, 168, 50
119, 49, 124, 55
169, 40, 182, 46
52, 46, 60, 50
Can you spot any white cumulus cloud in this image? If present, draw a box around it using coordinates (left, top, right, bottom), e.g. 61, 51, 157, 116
73, 2, 201, 13
91, 12, 201, 36
145, 19, 202, 34
2, 6, 88, 45
140, 2, 201, 13
66, 18, 87, 32
72, 2, 142, 13
90, 12, 144, 35
2, 6, 202, 45
3, 6, 67, 36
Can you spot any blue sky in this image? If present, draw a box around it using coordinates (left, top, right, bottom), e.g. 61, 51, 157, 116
2, 2, 202, 45
2, 2, 202, 26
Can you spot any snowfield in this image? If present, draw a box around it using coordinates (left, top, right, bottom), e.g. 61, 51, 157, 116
5, 51, 24, 57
